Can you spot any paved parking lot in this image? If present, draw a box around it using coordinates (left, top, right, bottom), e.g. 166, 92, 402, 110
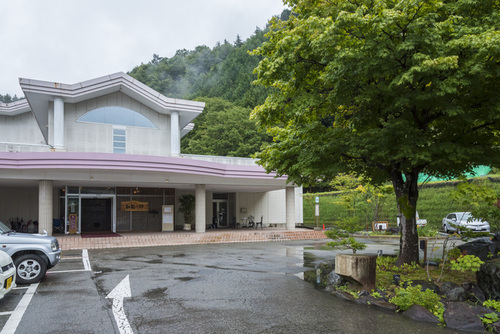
0, 240, 453, 334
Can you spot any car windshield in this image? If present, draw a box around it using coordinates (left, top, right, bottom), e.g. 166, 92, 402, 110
459, 213, 473, 221
0, 221, 12, 233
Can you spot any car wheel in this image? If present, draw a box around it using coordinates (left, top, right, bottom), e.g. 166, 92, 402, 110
14, 254, 47, 284
443, 225, 448, 233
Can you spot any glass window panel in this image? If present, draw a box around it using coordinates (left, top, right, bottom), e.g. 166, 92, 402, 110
78, 106, 157, 128
114, 142, 126, 148
114, 148, 126, 154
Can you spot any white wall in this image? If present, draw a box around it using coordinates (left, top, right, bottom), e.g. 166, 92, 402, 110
0, 113, 46, 149
62, 92, 171, 156
0, 187, 62, 232
236, 187, 303, 226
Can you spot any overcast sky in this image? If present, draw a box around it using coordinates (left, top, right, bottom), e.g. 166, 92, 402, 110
0, 0, 286, 97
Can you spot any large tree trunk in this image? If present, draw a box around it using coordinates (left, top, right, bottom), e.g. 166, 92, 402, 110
391, 169, 420, 266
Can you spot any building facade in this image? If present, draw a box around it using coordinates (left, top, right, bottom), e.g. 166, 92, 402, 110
0, 73, 302, 235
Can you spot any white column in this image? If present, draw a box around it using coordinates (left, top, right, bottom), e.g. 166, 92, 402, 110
195, 184, 206, 233
39, 180, 53, 235
286, 187, 296, 230
170, 111, 180, 156
53, 98, 64, 149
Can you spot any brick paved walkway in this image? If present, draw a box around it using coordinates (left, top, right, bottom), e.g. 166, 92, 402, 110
56, 228, 328, 250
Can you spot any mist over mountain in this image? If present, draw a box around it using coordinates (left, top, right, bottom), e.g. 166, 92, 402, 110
2, 10, 291, 158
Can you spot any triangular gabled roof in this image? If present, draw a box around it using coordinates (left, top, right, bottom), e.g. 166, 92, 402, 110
19, 72, 204, 142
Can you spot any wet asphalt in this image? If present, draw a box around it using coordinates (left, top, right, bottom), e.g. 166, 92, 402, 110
84, 239, 455, 333
6, 238, 462, 333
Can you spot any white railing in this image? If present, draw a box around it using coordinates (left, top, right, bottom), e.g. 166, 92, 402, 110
0, 142, 51, 152
180, 154, 258, 166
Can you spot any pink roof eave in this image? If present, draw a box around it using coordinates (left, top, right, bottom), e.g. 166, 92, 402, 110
0, 152, 287, 181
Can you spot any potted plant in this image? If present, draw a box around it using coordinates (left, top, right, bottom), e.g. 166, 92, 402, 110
178, 194, 195, 231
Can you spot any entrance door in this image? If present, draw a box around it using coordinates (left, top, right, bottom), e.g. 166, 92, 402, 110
212, 200, 228, 227
81, 198, 112, 232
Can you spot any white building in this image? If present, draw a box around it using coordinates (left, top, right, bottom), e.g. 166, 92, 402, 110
0, 73, 302, 235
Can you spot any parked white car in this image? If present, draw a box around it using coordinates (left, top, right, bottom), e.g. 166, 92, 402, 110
442, 212, 490, 233
396, 211, 427, 227
0, 251, 16, 300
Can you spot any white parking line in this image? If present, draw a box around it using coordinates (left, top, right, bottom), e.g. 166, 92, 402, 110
82, 249, 91, 271
0, 250, 93, 333
48, 249, 92, 274
0, 283, 39, 334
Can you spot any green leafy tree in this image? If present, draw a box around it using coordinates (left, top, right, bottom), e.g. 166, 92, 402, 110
181, 97, 269, 157
451, 176, 500, 233
251, 0, 500, 265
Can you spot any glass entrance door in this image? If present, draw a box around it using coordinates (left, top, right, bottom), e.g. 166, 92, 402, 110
81, 198, 113, 232
212, 200, 228, 228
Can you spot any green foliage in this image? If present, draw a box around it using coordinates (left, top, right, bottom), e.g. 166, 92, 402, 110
177, 194, 195, 225
252, 0, 500, 265
447, 247, 462, 261
303, 177, 500, 230
450, 176, 500, 232
0, 94, 23, 103
389, 285, 445, 322
336, 285, 359, 299
330, 173, 394, 224
376, 256, 397, 271
181, 98, 269, 157
325, 234, 367, 254
450, 255, 484, 272
481, 312, 499, 331
391, 262, 420, 275
483, 300, 500, 312
129, 26, 274, 109
416, 225, 438, 237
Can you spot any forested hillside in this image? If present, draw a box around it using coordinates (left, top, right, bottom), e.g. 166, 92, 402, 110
0, 94, 23, 103
2, 11, 289, 157
128, 10, 291, 157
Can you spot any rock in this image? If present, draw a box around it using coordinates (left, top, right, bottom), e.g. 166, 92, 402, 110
443, 302, 485, 332
404, 280, 440, 294
441, 281, 466, 301
369, 298, 397, 312
330, 290, 356, 301
327, 271, 347, 288
355, 294, 377, 305
403, 305, 439, 324
492, 321, 500, 334
471, 306, 499, 319
476, 258, 500, 300
458, 237, 500, 261
467, 285, 486, 304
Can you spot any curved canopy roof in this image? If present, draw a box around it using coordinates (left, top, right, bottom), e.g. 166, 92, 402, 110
2, 72, 204, 142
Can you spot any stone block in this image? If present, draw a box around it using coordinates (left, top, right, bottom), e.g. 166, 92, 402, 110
335, 254, 376, 291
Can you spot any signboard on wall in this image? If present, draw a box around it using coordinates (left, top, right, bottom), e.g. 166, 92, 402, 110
121, 201, 149, 212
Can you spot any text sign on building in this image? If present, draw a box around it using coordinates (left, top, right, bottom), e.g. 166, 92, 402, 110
121, 201, 149, 212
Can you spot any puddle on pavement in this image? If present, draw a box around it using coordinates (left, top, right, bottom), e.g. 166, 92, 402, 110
285, 246, 336, 290
175, 276, 196, 281
143, 287, 168, 298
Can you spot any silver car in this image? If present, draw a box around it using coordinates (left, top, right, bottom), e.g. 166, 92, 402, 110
442, 212, 490, 233
0, 221, 61, 284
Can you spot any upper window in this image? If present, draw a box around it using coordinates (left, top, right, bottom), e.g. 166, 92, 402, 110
77, 106, 157, 128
